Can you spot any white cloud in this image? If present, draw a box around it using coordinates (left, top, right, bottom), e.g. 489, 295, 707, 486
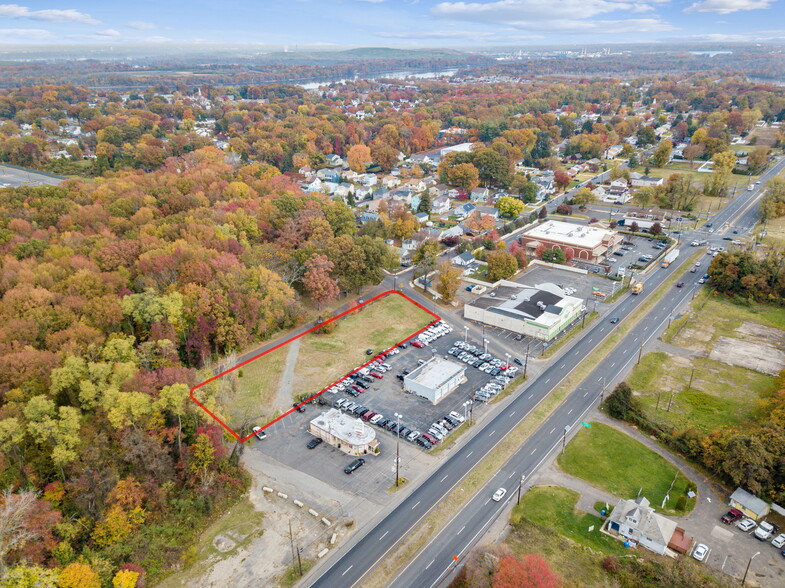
432, 0, 641, 22
530, 17, 675, 32
126, 20, 157, 30
96, 28, 121, 37
376, 29, 496, 38
0, 27, 52, 40
684, 0, 773, 14
356, 0, 386, 3
0, 4, 99, 24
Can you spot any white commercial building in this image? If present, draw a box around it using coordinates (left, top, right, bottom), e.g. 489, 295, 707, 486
309, 409, 379, 456
519, 220, 622, 264
464, 282, 583, 341
404, 357, 466, 404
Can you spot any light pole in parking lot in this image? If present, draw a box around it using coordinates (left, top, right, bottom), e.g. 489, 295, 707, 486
464, 326, 469, 343
394, 412, 403, 487
505, 353, 511, 368
483, 338, 488, 354
523, 341, 530, 379
742, 551, 760, 586
463, 400, 473, 426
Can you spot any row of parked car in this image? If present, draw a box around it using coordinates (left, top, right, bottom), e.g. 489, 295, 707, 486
332, 397, 466, 450
324, 354, 398, 397
415, 321, 454, 346
721, 509, 785, 553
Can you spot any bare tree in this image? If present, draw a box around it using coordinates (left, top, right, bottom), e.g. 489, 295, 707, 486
0, 489, 39, 574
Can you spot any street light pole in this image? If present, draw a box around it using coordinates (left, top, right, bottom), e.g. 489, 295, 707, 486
523, 341, 530, 379
516, 474, 527, 505
464, 326, 469, 343
394, 412, 402, 487
562, 425, 570, 454
483, 337, 488, 354
742, 551, 759, 586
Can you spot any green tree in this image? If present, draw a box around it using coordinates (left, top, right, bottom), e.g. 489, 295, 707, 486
435, 261, 461, 303
572, 187, 597, 207
412, 239, 440, 292
447, 163, 480, 191
486, 250, 518, 282
760, 176, 785, 220
417, 192, 432, 214
637, 126, 657, 146
603, 382, 641, 421
541, 248, 566, 263
496, 196, 525, 219
652, 139, 673, 168
722, 435, 775, 495
0, 564, 59, 588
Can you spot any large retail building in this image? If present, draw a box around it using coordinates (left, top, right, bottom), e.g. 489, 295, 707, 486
519, 220, 622, 264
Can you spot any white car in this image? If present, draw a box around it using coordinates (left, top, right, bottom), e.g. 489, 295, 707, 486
771, 533, 785, 549
252, 426, 267, 441
449, 411, 465, 423
692, 543, 709, 562
737, 518, 757, 532
492, 487, 507, 502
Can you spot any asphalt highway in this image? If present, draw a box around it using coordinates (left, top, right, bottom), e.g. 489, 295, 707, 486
306, 158, 783, 588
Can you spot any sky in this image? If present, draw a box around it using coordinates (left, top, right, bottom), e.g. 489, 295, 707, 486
0, 1, 783, 48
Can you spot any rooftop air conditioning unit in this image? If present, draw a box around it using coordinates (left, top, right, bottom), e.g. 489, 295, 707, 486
511, 294, 517, 300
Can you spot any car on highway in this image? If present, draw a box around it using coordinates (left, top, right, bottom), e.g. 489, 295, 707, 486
738, 518, 757, 532
676, 282, 685, 288
492, 488, 507, 502
252, 426, 267, 440
692, 543, 709, 562
721, 509, 743, 524
343, 458, 365, 474
306, 437, 323, 449
609, 317, 620, 324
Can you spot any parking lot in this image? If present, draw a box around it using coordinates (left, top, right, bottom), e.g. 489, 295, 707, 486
252, 322, 518, 499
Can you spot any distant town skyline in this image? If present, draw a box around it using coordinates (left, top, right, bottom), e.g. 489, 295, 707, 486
0, 1, 783, 48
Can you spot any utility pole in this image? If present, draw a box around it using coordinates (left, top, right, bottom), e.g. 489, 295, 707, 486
523, 341, 530, 379
288, 520, 296, 572
742, 552, 759, 586
296, 546, 303, 576
637, 338, 644, 364
394, 413, 403, 487
562, 425, 570, 454
516, 474, 527, 505
687, 367, 695, 390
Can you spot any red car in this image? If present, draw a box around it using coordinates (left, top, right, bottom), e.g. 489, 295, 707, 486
351, 384, 364, 393
411, 341, 424, 348
362, 410, 377, 421
370, 371, 383, 379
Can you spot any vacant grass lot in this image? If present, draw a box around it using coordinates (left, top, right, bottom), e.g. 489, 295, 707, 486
762, 216, 785, 248
664, 295, 785, 352
628, 352, 774, 433
224, 346, 288, 430
512, 486, 627, 556
557, 422, 693, 515
296, 293, 434, 398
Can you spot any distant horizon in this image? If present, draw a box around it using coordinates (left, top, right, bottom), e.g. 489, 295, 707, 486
0, 1, 783, 48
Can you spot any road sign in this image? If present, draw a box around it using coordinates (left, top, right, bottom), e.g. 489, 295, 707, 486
581, 421, 591, 428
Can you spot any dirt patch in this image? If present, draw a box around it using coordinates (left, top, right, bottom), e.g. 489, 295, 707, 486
212, 534, 237, 553
736, 321, 785, 346
710, 336, 785, 376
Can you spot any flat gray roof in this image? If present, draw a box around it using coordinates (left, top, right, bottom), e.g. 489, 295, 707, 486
406, 357, 465, 389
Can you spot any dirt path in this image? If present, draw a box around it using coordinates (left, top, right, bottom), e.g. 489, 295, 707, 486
277, 336, 301, 409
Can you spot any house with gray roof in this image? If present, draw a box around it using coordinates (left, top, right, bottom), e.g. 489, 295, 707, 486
729, 487, 770, 521
606, 496, 679, 555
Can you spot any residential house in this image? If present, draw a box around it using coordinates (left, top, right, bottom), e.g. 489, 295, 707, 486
432, 196, 452, 214
402, 238, 420, 253
303, 177, 324, 193
429, 183, 452, 198
454, 202, 476, 220
359, 212, 379, 224
342, 170, 360, 182
390, 188, 415, 206
414, 212, 430, 225
410, 195, 421, 211
401, 178, 426, 192
631, 176, 665, 189
358, 174, 378, 187
452, 251, 476, 266
381, 175, 401, 189
606, 144, 624, 158
475, 205, 500, 220
606, 496, 681, 556
440, 225, 464, 241
470, 187, 490, 202
355, 186, 374, 201
326, 154, 344, 168
317, 168, 340, 182
333, 184, 354, 200
728, 487, 770, 521
298, 165, 314, 178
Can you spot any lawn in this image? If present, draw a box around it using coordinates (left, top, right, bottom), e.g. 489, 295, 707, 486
761, 216, 785, 248
627, 352, 775, 433
557, 422, 694, 515
511, 486, 627, 556
664, 294, 785, 352
295, 293, 434, 398
224, 346, 288, 431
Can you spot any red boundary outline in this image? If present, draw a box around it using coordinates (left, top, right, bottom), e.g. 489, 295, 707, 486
190, 290, 441, 442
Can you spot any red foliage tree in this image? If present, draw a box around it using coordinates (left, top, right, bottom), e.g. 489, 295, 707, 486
554, 170, 571, 190
493, 554, 561, 588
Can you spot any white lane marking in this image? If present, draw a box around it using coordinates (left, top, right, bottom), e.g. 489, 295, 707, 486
457, 525, 465, 535
379, 531, 389, 541
484, 498, 491, 505
509, 472, 516, 479
440, 474, 448, 483
509, 411, 516, 418
544, 378, 550, 384
568, 409, 573, 415
550, 427, 556, 434
609, 362, 616, 368
587, 338, 593, 344
342, 565, 353, 576
488, 430, 496, 437
528, 394, 534, 399
411, 500, 421, 510
426, 559, 435, 570
467, 451, 473, 458
583, 391, 589, 397
531, 448, 536, 455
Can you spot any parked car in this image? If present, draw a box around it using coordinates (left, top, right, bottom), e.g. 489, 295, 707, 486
755, 521, 776, 541
492, 488, 507, 502
721, 509, 743, 524
771, 533, 785, 549
692, 543, 709, 562
449, 411, 466, 423
306, 437, 322, 449
738, 518, 757, 532
292, 403, 306, 413
343, 458, 365, 474
252, 426, 267, 441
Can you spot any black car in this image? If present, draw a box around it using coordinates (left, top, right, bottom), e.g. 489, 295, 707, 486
722, 236, 733, 241
398, 343, 408, 349
292, 403, 306, 413
491, 367, 501, 376
398, 426, 411, 437
366, 349, 374, 355
307, 438, 323, 449
344, 458, 365, 474
676, 282, 685, 288
347, 389, 360, 397
402, 368, 411, 375
357, 408, 370, 417
610, 317, 620, 324
377, 418, 389, 428
396, 374, 405, 381
514, 357, 524, 366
